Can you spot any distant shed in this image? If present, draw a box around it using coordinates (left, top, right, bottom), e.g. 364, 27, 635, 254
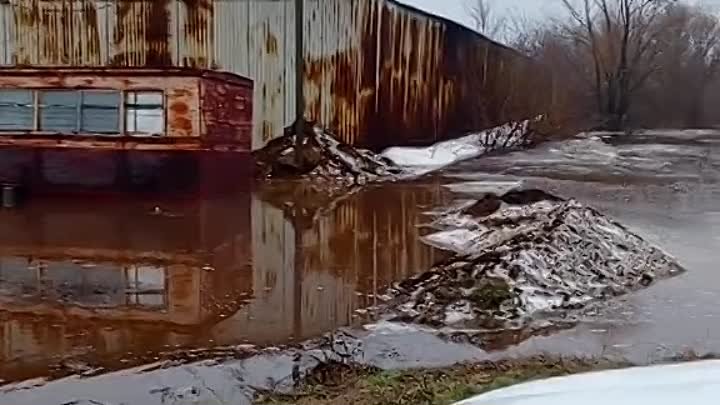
0, 0, 541, 151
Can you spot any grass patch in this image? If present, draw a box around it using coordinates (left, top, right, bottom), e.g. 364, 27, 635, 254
254, 357, 627, 405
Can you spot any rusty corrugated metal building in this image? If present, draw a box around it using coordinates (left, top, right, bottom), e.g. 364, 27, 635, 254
0, 0, 538, 150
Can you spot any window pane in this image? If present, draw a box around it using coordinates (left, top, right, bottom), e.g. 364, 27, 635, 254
0, 90, 32, 105
0, 258, 38, 296
43, 261, 125, 308
81, 91, 120, 133
127, 92, 163, 106
82, 109, 120, 133
125, 265, 165, 308
42, 90, 78, 106
137, 293, 165, 307
83, 91, 120, 107
125, 91, 164, 136
126, 109, 164, 134
127, 265, 165, 291
40, 91, 79, 133
0, 90, 34, 131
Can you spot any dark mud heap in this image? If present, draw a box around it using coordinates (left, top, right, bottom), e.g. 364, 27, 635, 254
386, 189, 685, 330
253, 121, 404, 185
253, 118, 545, 185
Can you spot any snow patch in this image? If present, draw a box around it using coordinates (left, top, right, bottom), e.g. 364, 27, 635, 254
455, 360, 720, 405
442, 180, 524, 196
385, 189, 685, 331
381, 119, 538, 174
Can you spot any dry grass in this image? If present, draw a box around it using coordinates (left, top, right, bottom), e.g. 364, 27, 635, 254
254, 357, 628, 405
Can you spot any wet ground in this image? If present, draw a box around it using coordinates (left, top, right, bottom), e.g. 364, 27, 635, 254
447, 131, 720, 364
1, 130, 719, 404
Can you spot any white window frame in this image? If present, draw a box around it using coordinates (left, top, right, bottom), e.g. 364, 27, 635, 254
123, 90, 166, 137
0, 88, 169, 137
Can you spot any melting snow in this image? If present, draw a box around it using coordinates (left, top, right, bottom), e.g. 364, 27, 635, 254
381, 119, 537, 174
386, 190, 685, 331
455, 360, 720, 405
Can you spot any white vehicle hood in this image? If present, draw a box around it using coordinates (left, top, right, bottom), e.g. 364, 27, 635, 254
455, 360, 720, 405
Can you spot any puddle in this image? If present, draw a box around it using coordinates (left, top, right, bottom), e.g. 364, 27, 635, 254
0, 182, 451, 385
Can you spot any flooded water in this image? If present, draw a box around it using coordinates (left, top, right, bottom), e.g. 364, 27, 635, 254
2, 130, 720, 404
0, 182, 450, 385
445, 130, 720, 363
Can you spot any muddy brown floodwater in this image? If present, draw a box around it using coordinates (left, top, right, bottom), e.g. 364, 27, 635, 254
0, 182, 454, 395
2, 130, 719, 405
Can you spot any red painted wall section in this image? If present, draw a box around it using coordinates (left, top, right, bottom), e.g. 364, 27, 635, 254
200, 76, 253, 150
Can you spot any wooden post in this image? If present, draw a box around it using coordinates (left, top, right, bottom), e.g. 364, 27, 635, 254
294, 0, 305, 166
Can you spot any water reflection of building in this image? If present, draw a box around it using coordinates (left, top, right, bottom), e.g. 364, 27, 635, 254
214, 183, 448, 343
0, 258, 219, 325
0, 195, 253, 380
0, 182, 448, 383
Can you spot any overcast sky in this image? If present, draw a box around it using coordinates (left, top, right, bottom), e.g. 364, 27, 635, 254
399, 0, 720, 32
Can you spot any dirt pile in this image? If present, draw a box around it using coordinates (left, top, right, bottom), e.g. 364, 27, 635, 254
385, 189, 685, 330
253, 118, 545, 185
253, 121, 404, 185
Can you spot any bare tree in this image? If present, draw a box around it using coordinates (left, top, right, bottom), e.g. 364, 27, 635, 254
559, 0, 673, 130
625, 3, 720, 127
467, 0, 507, 40
665, 5, 720, 125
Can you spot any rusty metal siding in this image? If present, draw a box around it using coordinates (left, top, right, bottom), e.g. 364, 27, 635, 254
6, 0, 104, 66
303, 0, 369, 146
0, 0, 538, 150
213, 0, 293, 149
112, 0, 172, 66
200, 76, 253, 147
0, 2, 14, 65
177, 0, 213, 68
2, 0, 214, 67
302, 0, 533, 150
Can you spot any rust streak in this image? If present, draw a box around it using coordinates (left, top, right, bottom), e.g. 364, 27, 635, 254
302, 0, 540, 151
170, 101, 190, 115
180, 0, 213, 68
265, 31, 278, 56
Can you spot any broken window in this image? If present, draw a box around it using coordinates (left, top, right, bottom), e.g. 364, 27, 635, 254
39, 90, 79, 133
0, 90, 34, 131
80, 90, 121, 133
125, 91, 165, 136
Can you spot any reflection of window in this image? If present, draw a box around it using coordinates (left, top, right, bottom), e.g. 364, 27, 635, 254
0, 90, 34, 131
81, 91, 121, 133
125, 91, 164, 136
40, 90, 79, 133
124, 265, 166, 308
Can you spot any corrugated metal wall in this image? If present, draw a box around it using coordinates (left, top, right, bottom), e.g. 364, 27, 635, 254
0, 0, 537, 150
